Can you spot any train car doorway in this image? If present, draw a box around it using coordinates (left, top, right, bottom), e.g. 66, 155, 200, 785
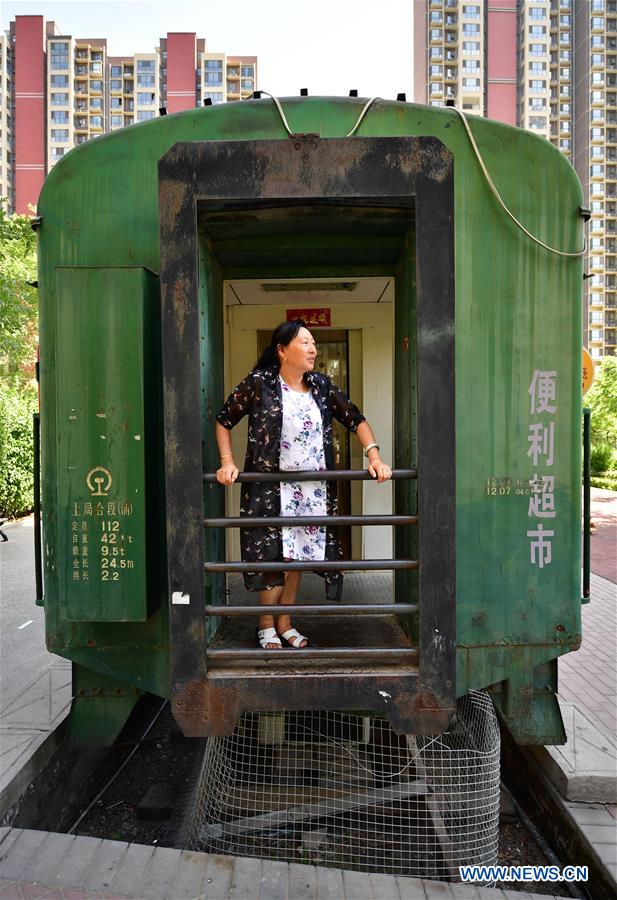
159, 135, 456, 736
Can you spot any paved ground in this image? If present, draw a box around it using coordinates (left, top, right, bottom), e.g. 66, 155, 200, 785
589, 487, 617, 583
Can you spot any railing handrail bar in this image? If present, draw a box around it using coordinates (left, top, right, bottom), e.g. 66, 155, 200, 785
204, 514, 418, 528
206, 647, 419, 661
203, 468, 417, 484
204, 603, 418, 617
204, 559, 418, 573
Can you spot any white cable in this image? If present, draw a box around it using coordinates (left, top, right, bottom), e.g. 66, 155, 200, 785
450, 106, 586, 258
345, 97, 380, 137
253, 90, 294, 136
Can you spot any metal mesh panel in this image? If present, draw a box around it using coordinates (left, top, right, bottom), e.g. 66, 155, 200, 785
184, 691, 499, 881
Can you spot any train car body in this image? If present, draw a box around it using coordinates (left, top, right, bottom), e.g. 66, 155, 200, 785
36, 97, 584, 745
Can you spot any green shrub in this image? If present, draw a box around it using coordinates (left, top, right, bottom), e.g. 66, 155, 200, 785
0, 382, 37, 518
591, 475, 617, 491
590, 443, 615, 476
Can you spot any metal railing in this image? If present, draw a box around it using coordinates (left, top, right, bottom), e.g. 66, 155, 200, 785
202, 468, 419, 662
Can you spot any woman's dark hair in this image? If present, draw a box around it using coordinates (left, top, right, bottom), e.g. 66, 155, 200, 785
253, 319, 307, 370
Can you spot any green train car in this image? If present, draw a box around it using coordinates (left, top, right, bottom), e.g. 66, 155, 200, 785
36, 96, 584, 745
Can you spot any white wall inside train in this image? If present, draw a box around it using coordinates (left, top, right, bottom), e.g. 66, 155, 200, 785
221, 278, 394, 565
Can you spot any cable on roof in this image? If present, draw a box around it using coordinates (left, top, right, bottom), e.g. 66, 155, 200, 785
451, 106, 586, 259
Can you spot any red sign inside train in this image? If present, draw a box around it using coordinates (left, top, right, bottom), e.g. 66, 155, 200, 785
286, 308, 331, 327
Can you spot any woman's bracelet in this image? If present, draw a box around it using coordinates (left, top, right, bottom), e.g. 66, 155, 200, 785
364, 442, 380, 457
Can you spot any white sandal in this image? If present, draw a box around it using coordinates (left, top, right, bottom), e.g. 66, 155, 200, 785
279, 628, 308, 649
257, 627, 282, 649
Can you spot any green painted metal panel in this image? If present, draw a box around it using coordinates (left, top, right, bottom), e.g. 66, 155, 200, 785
54, 267, 156, 621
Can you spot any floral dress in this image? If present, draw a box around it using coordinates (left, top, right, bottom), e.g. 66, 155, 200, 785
215, 364, 366, 597
279, 377, 327, 561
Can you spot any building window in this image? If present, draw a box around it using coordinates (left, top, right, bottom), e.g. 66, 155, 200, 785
137, 73, 155, 87
205, 71, 223, 85
560, 139, 571, 150
560, 14, 571, 25
110, 79, 122, 91
591, 182, 604, 194
559, 67, 570, 79
591, 237, 604, 250
591, 35, 605, 48
560, 84, 571, 96
462, 4, 480, 16
591, 164, 605, 176
592, 17, 605, 28
430, 28, 442, 40
51, 129, 69, 142
90, 115, 103, 127
530, 98, 546, 110
430, 65, 443, 75
90, 79, 103, 92
51, 110, 69, 123
591, 329, 603, 341
530, 44, 545, 56
529, 62, 547, 73
529, 7, 546, 18
560, 32, 571, 45
205, 59, 223, 70
241, 79, 253, 91
592, 108, 605, 120
529, 79, 546, 92
50, 42, 69, 71
529, 25, 547, 36
90, 97, 102, 109
560, 50, 571, 60
50, 92, 69, 106
241, 66, 253, 77
591, 127, 605, 139
110, 114, 123, 127
430, 11, 443, 21
203, 91, 223, 104
137, 92, 155, 105
560, 103, 570, 114
462, 78, 480, 91
110, 97, 122, 109
111, 65, 122, 77
592, 0, 605, 10
592, 72, 605, 84
50, 146, 65, 161
137, 110, 155, 121
430, 83, 443, 95
462, 23, 480, 35
462, 41, 480, 54
529, 116, 547, 129
50, 74, 69, 88
137, 59, 155, 72
592, 53, 604, 65
463, 59, 480, 70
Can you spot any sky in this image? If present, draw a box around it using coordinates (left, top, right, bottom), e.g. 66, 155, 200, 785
1, 0, 413, 100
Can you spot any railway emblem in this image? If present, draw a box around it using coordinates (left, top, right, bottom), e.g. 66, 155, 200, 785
86, 466, 113, 497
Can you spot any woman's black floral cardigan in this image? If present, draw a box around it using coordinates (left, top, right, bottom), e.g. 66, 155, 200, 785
216, 364, 365, 598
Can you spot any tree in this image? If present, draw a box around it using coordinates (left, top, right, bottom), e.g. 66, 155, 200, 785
586, 356, 617, 449
0, 202, 38, 382
0, 202, 38, 517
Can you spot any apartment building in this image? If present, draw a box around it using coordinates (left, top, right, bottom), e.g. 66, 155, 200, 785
0, 15, 257, 215
0, 33, 13, 206
415, 0, 617, 358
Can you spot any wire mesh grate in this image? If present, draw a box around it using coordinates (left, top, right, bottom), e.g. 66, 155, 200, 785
183, 691, 499, 881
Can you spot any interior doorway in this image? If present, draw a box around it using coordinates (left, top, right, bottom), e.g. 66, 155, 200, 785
258, 328, 352, 557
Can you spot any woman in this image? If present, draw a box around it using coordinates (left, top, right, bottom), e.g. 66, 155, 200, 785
215, 319, 391, 650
